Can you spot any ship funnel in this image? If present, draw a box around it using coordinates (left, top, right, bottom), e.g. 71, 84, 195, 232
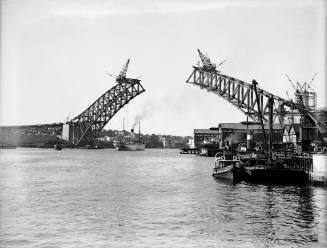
247, 130, 253, 149
130, 129, 135, 140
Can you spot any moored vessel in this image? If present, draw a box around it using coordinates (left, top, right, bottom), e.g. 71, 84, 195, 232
234, 155, 312, 185
212, 153, 241, 181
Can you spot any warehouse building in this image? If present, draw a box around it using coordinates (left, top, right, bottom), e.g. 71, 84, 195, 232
218, 122, 283, 149
194, 122, 283, 151
193, 128, 219, 148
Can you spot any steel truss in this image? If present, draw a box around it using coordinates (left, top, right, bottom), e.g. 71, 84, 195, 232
69, 78, 145, 146
186, 66, 291, 124
186, 49, 327, 144
186, 66, 326, 133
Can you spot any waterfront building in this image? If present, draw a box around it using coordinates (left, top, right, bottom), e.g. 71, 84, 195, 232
194, 123, 283, 151
282, 123, 318, 153
217, 122, 283, 149
193, 129, 219, 148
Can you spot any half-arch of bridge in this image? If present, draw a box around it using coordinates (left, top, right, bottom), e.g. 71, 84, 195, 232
67, 78, 145, 146
186, 66, 327, 144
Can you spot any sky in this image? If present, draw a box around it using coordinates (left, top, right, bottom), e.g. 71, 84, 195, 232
0, 0, 326, 136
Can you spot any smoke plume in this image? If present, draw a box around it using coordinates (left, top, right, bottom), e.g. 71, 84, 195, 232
132, 100, 159, 129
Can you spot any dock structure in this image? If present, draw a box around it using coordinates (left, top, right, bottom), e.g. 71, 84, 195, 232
186, 49, 327, 151
187, 49, 327, 185
180, 148, 199, 154
312, 153, 327, 186
237, 153, 327, 186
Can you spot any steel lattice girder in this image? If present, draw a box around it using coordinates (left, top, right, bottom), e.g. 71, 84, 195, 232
69, 79, 145, 145
186, 67, 327, 139
186, 67, 301, 126
187, 67, 281, 122
187, 67, 327, 145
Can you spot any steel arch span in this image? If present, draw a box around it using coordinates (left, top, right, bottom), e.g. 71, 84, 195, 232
186, 50, 327, 143
67, 60, 145, 146
186, 65, 287, 124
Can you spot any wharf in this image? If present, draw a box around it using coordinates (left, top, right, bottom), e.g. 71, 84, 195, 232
0, 144, 16, 149
234, 166, 310, 185
233, 152, 327, 186
180, 148, 199, 154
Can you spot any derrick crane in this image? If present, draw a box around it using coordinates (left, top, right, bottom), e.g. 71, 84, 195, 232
186, 49, 327, 145
285, 74, 317, 110
197, 49, 217, 71
197, 49, 226, 72
117, 59, 130, 81
67, 59, 145, 146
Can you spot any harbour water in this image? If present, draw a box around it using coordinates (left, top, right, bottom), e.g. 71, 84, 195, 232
0, 148, 326, 247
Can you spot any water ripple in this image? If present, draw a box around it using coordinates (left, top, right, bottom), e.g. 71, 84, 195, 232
0, 148, 326, 247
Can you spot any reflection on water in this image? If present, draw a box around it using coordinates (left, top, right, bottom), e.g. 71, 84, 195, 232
0, 148, 326, 247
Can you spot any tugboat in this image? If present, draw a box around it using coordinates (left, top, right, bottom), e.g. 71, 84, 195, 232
212, 153, 241, 180
212, 143, 243, 181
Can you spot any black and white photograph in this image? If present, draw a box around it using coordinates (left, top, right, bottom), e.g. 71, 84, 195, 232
0, 0, 326, 247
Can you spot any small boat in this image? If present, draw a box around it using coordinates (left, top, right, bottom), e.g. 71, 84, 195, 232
212, 154, 241, 180
54, 144, 63, 150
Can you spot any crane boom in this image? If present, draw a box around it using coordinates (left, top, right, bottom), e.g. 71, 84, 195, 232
117, 59, 130, 80
197, 49, 216, 71
286, 74, 297, 91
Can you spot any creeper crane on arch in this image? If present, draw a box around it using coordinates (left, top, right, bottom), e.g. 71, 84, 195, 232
186, 49, 327, 146
64, 59, 145, 146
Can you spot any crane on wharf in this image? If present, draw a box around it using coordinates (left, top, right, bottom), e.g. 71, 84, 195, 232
186, 49, 327, 184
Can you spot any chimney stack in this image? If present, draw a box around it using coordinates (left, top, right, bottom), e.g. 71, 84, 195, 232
130, 129, 135, 140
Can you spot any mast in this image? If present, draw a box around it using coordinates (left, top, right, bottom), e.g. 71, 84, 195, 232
252, 80, 268, 155
268, 97, 274, 163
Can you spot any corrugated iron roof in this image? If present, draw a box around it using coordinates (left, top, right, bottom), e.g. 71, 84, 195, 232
219, 123, 282, 130
194, 129, 218, 134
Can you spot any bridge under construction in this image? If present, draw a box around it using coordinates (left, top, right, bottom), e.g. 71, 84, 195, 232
186, 49, 327, 152
0, 52, 326, 149
62, 59, 145, 146
0, 59, 145, 147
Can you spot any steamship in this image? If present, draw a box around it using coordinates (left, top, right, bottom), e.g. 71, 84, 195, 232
115, 126, 145, 151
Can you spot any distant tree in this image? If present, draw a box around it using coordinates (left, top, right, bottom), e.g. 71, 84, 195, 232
145, 134, 164, 148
